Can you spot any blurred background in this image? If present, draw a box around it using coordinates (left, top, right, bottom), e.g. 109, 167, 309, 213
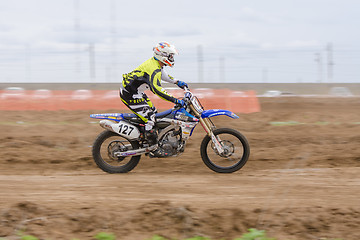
0, 0, 359, 85
1, 2, 360, 240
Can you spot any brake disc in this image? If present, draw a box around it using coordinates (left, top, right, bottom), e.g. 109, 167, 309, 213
211, 140, 234, 157
107, 140, 128, 161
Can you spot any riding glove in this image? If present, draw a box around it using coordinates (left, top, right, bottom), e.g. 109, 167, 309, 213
176, 80, 188, 89
175, 98, 185, 107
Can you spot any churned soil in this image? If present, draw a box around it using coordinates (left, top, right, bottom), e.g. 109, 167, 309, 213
0, 97, 359, 240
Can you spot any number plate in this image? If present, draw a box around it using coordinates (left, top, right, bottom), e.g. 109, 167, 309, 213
191, 96, 204, 113
112, 121, 140, 139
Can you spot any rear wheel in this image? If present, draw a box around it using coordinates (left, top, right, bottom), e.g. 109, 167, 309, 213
200, 128, 250, 173
92, 130, 141, 173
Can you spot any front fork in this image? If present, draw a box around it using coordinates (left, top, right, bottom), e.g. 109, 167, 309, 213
190, 105, 225, 154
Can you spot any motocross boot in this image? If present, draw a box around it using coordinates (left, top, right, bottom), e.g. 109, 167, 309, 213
145, 129, 158, 147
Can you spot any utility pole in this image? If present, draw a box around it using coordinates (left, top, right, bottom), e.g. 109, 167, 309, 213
110, 0, 118, 82
89, 43, 96, 82
326, 42, 334, 82
73, 0, 81, 75
219, 56, 225, 82
197, 45, 204, 83
262, 67, 268, 83
25, 44, 32, 82
314, 53, 323, 83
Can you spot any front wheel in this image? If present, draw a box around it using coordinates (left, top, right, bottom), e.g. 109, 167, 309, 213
200, 128, 250, 173
92, 130, 141, 173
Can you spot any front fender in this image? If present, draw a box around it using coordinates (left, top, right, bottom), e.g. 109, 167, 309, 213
201, 109, 239, 119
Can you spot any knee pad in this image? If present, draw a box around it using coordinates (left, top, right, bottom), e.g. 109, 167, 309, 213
145, 120, 155, 131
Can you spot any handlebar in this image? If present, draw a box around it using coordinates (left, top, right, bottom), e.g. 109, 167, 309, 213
172, 86, 191, 110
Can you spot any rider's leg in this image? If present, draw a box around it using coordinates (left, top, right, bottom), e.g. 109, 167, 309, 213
143, 94, 157, 114
120, 95, 157, 146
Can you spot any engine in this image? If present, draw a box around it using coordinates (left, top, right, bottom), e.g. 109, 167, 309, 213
151, 129, 184, 158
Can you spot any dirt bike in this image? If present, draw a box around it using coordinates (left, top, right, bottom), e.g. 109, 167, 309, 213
90, 87, 250, 173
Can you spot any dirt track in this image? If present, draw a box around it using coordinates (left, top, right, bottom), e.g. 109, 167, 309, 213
1, 97, 360, 240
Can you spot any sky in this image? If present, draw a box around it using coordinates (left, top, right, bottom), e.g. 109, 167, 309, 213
0, 0, 359, 83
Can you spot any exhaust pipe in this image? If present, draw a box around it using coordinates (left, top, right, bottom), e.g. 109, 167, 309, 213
114, 144, 158, 157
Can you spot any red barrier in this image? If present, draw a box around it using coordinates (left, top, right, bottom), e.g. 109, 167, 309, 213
228, 90, 260, 113
0, 89, 260, 113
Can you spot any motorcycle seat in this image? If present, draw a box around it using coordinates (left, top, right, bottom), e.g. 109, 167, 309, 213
122, 109, 173, 122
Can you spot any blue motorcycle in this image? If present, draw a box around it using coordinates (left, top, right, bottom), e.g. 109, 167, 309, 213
90, 87, 250, 173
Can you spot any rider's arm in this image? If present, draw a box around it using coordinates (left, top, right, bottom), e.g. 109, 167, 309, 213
161, 68, 188, 89
149, 69, 177, 103
161, 68, 177, 84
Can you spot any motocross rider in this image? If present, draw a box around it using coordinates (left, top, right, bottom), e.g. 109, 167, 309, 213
120, 41, 188, 146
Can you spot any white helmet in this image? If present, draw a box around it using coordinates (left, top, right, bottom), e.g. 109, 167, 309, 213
153, 41, 178, 67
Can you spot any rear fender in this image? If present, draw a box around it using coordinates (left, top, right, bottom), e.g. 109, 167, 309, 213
201, 109, 239, 119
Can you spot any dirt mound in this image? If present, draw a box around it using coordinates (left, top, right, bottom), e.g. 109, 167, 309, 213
1, 201, 359, 240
